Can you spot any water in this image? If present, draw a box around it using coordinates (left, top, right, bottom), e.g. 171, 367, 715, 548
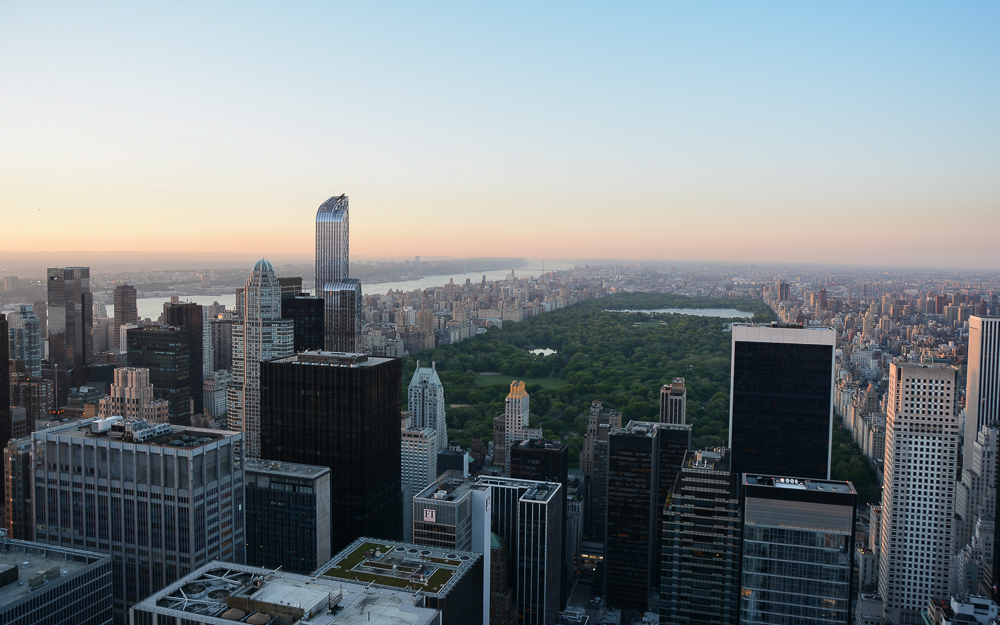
107, 260, 576, 319
608, 308, 754, 318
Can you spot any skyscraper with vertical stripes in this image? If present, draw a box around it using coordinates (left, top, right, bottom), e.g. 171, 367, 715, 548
315, 194, 362, 352
966, 316, 1000, 467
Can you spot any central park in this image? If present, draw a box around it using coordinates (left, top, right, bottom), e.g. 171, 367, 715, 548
401, 292, 880, 504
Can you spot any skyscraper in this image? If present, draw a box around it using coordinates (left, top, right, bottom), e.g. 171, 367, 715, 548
7, 304, 41, 379
126, 326, 194, 426
740, 474, 856, 624
32, 418, 245, 620
315, 195, 362, 353
228, 260, 294, 459
493, 381, 541, 474
162, 301, 205, 415
659, 377, 687, 424
408, 360, 449, 449
605, 421, 691, 612
46, 267, 93, 382
113, 283, 137, 349
260, 351, 403, 553
729, 323, 836, 480
281, 291, 324, 352
96, 367, 170, 423
661, 448, 741, 624
879, 361, 958, 624
966, 316, 1000, 468
0, 314, 9, 504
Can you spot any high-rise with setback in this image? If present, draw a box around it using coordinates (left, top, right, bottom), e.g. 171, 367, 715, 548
47, 267, 93, 384
879, 361, 958, 624
227, 260, 293, 459
729, 324, 836, 480
113, 284, 137, 349
966, 316, 1000, 468
408, 361, 449, 449
315, 195, 362, 353
7, 304, 42, 379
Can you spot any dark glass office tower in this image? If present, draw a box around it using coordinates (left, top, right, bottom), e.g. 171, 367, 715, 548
126, 326, 193, 426
323, 279, 362, 353
0, 314, 10, 461
661, 448, 741, 624
259, 352, 402, 553
47, 267, 93, 383
113, 283, 137, 348
162, 301, 204, 414
281, 292, 324, 352
605, 421, 691, 612
729, 324, 836, 480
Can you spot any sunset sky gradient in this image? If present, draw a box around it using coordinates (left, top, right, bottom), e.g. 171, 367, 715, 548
2, 2, 998, 267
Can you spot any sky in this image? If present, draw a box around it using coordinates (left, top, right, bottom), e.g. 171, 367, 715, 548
1, 2, 998, 268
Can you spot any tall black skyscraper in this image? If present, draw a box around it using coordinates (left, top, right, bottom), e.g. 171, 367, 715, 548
126, 326, 193, 426
728, 324, 836, 480
113, 283, 138, 348
162, 301, 204, 414
605, 421, 691, 612
281, 292, 324, 352
0, 314, 10, 465
260, 352, 402, 553
47, 267, 93, 383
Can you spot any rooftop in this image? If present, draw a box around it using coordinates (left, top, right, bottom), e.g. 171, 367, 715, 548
34, 417, 239, 449
514, 438, 567, 451
132, 560, 440, 625
618, 420, 691, 437
682, 448, 730, 472
414, 472, 485, 502
245, 459, 331, 480
318, 538, 481, 599
743, 474, 857, 494
0, 539, 110, 609
270, 351, 393, 368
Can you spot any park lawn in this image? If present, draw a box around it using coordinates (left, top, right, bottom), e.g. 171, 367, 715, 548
475, 373, 567, 390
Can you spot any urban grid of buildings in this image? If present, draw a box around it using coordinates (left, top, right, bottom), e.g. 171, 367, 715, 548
0, 196, 999, 624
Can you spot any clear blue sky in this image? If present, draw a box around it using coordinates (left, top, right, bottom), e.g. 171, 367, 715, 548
1, 2, 997, 267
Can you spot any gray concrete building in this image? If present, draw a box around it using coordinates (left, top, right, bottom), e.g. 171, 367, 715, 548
0, 536, 113, 625
31, 417, 245, 620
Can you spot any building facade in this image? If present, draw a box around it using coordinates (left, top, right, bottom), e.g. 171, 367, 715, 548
966, 317, 1000, 468
162, 301, 205, 415
659, 377, 687, 424
7, 304, 42, 379
227, 260, 294, 459
401, 427, 438, 494
47, 267, 93, 382
879, 362, 959, 624
260, 352, 402, 554
96, 367, 170, 424
281, 292, 324, 352
741, 474, 857, 625
408, 361, 449, 449
32, 418, 246, 619
604, 421, 690, 612
660, 448, 740, 624
729, 324, 836, 480
112, 284, 137, 350
126, 326, 194, 426
244, 459, 331, 575
315, 195, 363, 354
0, 538, 113, 625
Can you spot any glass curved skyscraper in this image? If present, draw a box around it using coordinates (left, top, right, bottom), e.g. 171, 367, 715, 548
315, 195, 362, 353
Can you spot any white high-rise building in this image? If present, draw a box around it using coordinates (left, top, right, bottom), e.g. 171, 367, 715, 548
227, 260, 293, 459
408, 361, 448, 449
953, 424, 998, 592
97, 367, 170, 423
493, 381, 541, 474
965, 316, 1000, 468
401, 427, 438, 493
879, 361, 958, 624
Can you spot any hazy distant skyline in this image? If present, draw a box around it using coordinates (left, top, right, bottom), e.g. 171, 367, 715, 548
2, 3, 997, 268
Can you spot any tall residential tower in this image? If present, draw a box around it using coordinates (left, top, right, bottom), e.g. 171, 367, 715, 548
315, 195, 362, 353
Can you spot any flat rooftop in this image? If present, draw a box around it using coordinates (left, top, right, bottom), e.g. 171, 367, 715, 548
270, 351, 394, 368
34, 419, 238, 449
743, 474, 857, 494
618, 420, 691, 437
414, 472, 485, 502
0, 540, 109, 608
318, 538, 480, 599
131, 561, 440, 625
245, 459, 331, 480
682, 448, 730, 472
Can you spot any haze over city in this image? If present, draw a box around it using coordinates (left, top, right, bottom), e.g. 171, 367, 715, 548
2, 2, 998, 268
